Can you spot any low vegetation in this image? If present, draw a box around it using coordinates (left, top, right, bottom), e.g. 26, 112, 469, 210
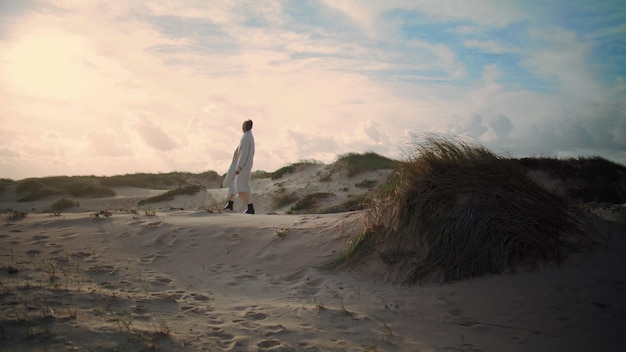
50, 198, 79, 213
260, 160, 321, 180
270, 182, 299, 208
16, 176, 115, 202
518, 156, 626, 203
12, 172, 222, 203
0, 178, 14, 194
100, 172, 191, 189
332, 152, 398, 177
138, 185, 203, 205
317, 194, 371, 214
330, 136, 604, 284
290, 192, 335, 213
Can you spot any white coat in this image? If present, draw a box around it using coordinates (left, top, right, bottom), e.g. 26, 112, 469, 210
222, 148, 239, 196
234, 130, 255, 193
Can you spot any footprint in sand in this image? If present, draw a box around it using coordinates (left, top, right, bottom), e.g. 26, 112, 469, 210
263, 324, 288, 336
29, 234, 49, 244
191, 293, 211, 301
60, 232, 77, 239
282, 271, 325, 296
245, 311, 268, 321
257, 339, 294, 351
26, 249, 41, 256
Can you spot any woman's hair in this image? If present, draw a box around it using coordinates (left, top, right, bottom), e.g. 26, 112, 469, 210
243, 119, 253, 131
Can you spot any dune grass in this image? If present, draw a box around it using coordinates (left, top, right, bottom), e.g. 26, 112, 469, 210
137, 185, 203, 205
13, 172, 220, 202
317, 194, 371, 214
270, 182, 299, 209
334, 152, 398, 177
50, 198, 80, 213
99, 172, 189, 189
329, 136, 600, 283
289, 192, 335, 213
518, 156, 626, 203
260, 160, 321, 180
0, 178, 14, 194
15, 176, 115, 202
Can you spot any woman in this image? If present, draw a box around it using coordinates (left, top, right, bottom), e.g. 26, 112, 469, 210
223, 119, 255, 214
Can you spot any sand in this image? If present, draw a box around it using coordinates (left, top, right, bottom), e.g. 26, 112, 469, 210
1, 170, 625, 351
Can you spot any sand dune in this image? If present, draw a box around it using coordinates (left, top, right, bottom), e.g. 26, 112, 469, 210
1, 165, 625, 351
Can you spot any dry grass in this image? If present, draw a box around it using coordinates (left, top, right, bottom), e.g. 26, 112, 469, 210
13, 172, 222, 203
329, 136, 603, 283
518, 156, 626, 203
331, 152, 398, 177
0, 247, 183, 351
289, 192, 335, 214
49, 198, 79, 213
259, 160, 321, 180
138, 185, 203, 206
16, 177, 116, 202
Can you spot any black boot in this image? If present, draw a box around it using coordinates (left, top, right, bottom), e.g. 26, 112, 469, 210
244, 204, 255, 214
223, 200, 234, 211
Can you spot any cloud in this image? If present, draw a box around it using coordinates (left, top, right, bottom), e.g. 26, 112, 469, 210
490, 114, 513, 135
548, 102, 626, 151
463, 39, 511, 54
131, 116, 180, 152
0, 145, 20, 158
523, 27, 604, 99
84, 129, 133, 157
448, 114, 488, 138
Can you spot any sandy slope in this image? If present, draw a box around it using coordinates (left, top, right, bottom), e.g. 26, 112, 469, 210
1, 169, 626, 351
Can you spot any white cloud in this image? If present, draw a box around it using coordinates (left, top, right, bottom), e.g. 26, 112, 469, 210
523, 27, 605, 100
84, 129, 133, 157
464, 39, 511, 54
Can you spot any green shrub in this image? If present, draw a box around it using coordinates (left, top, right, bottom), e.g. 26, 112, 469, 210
329, 136, 599, 283
50, 198, 79, 212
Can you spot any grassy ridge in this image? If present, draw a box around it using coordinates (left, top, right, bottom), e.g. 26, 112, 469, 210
137, 185, 203, 205
12, 172, 221, 202
257, 160, 321, 180
334, 152, 398, 177
518, 156, 626, 203
15, 177, 115, 202
330, 137, 606, 284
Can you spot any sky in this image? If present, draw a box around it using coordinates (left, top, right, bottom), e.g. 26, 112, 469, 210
1, 0, 625, 180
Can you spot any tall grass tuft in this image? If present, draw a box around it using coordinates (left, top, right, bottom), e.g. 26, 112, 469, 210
50, 198, 79, 213
330, 136, 599, 283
